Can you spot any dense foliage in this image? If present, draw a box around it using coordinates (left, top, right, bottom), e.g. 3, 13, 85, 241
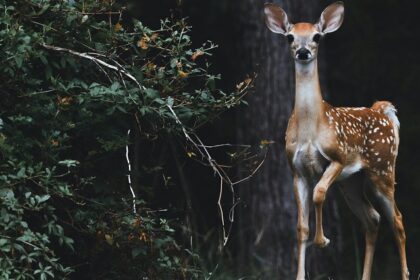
0, 0, 248, 278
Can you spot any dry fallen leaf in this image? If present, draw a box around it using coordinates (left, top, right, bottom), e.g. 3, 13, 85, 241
105, 234, 114, 245
260, 139, 275, 146
187, 151, 196, 158
236, 82, 244, 90
191, 50, 204, 61
146, 62, 156, 70
137, 37, 149, 50
57, 96, 73, 106
139, 232, 148, 242
114, 22, 122, 32
236, 77, 252, 90
178, 70, 189, 78
132, 218, 141, 228
51, 139, 59, 147
127, 233, 135, 241
150, 33, 159, 41
244, 78, 252, 86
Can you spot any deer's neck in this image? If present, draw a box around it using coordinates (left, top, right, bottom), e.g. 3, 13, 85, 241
294, 59, 324, 139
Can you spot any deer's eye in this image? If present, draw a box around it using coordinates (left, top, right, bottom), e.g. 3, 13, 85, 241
313, 33, 321, 43
286, 34, 294, 43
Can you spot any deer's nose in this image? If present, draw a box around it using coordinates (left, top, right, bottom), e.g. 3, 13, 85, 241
296, 48, 311, 60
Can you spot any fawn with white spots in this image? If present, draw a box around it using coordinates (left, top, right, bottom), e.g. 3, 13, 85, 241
264, 2, 408, 280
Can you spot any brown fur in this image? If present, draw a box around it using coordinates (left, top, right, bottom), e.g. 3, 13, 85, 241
264, 2, 408, 280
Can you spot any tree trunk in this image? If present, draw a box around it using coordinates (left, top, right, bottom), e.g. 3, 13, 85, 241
234, 0, 343, 278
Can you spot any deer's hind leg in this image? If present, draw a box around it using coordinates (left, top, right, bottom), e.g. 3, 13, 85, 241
340, 172, 380, 280
368, 173, 409, 280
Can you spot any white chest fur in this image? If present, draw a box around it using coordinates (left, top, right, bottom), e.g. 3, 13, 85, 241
293, 140, 327, 181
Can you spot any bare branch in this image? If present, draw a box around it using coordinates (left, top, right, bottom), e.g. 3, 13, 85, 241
167, 104, 266, 247
125, 129, 137, 214
197, 143, 251, 149
40, 43, 146, 90
231, 151, 267, 186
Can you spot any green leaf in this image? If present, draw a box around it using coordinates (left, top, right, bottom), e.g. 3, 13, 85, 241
167, 96, 174, 107
36, 194, 50, 204
110, 82, 120, 91
58, 160, 79, 167
144, 88, 159, 99
15, 56, 23, 68
131, 247, 145, 258
0, 239, 9, 247
16, 167, 26, 178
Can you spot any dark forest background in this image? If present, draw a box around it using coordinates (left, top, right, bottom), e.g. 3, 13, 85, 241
1, 0, 420, 279
144, 0, 420, 279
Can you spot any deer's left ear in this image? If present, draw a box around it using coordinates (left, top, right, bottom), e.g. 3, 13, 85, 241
317, 1, 344, 34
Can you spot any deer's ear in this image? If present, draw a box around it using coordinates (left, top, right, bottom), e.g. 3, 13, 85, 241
317, 1, 344, 34
264, 3, 291, 35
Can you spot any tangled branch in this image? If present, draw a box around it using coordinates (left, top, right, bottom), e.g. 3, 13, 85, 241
41, 42, 263, 248
167, 105, 267, 246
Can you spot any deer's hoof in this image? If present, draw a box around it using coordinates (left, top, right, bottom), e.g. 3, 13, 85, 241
403, 270, 409, 280
314, 236, 330, 248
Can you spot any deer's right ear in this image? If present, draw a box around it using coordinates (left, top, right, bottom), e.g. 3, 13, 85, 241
264, 3, 291, 35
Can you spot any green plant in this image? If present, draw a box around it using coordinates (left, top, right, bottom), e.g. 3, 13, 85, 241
0, 0, 250, 278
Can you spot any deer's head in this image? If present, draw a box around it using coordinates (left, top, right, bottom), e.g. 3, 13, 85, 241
264, 2, 344, 64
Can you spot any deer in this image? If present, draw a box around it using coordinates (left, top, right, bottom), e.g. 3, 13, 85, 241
264, 2, 408, 280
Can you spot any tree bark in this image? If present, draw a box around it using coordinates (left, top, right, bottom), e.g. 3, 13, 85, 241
234, 0, 342, 278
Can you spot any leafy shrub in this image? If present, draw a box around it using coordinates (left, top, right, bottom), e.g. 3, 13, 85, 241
0, 0, 247, 279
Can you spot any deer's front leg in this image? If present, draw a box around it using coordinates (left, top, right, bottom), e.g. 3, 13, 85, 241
313, 161, 343, 248
294, 175, 311, 280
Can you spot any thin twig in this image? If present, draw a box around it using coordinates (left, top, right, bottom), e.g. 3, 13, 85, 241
197, 143, 251, 149
231, 151, 267, 186
125, 129, 137, 214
